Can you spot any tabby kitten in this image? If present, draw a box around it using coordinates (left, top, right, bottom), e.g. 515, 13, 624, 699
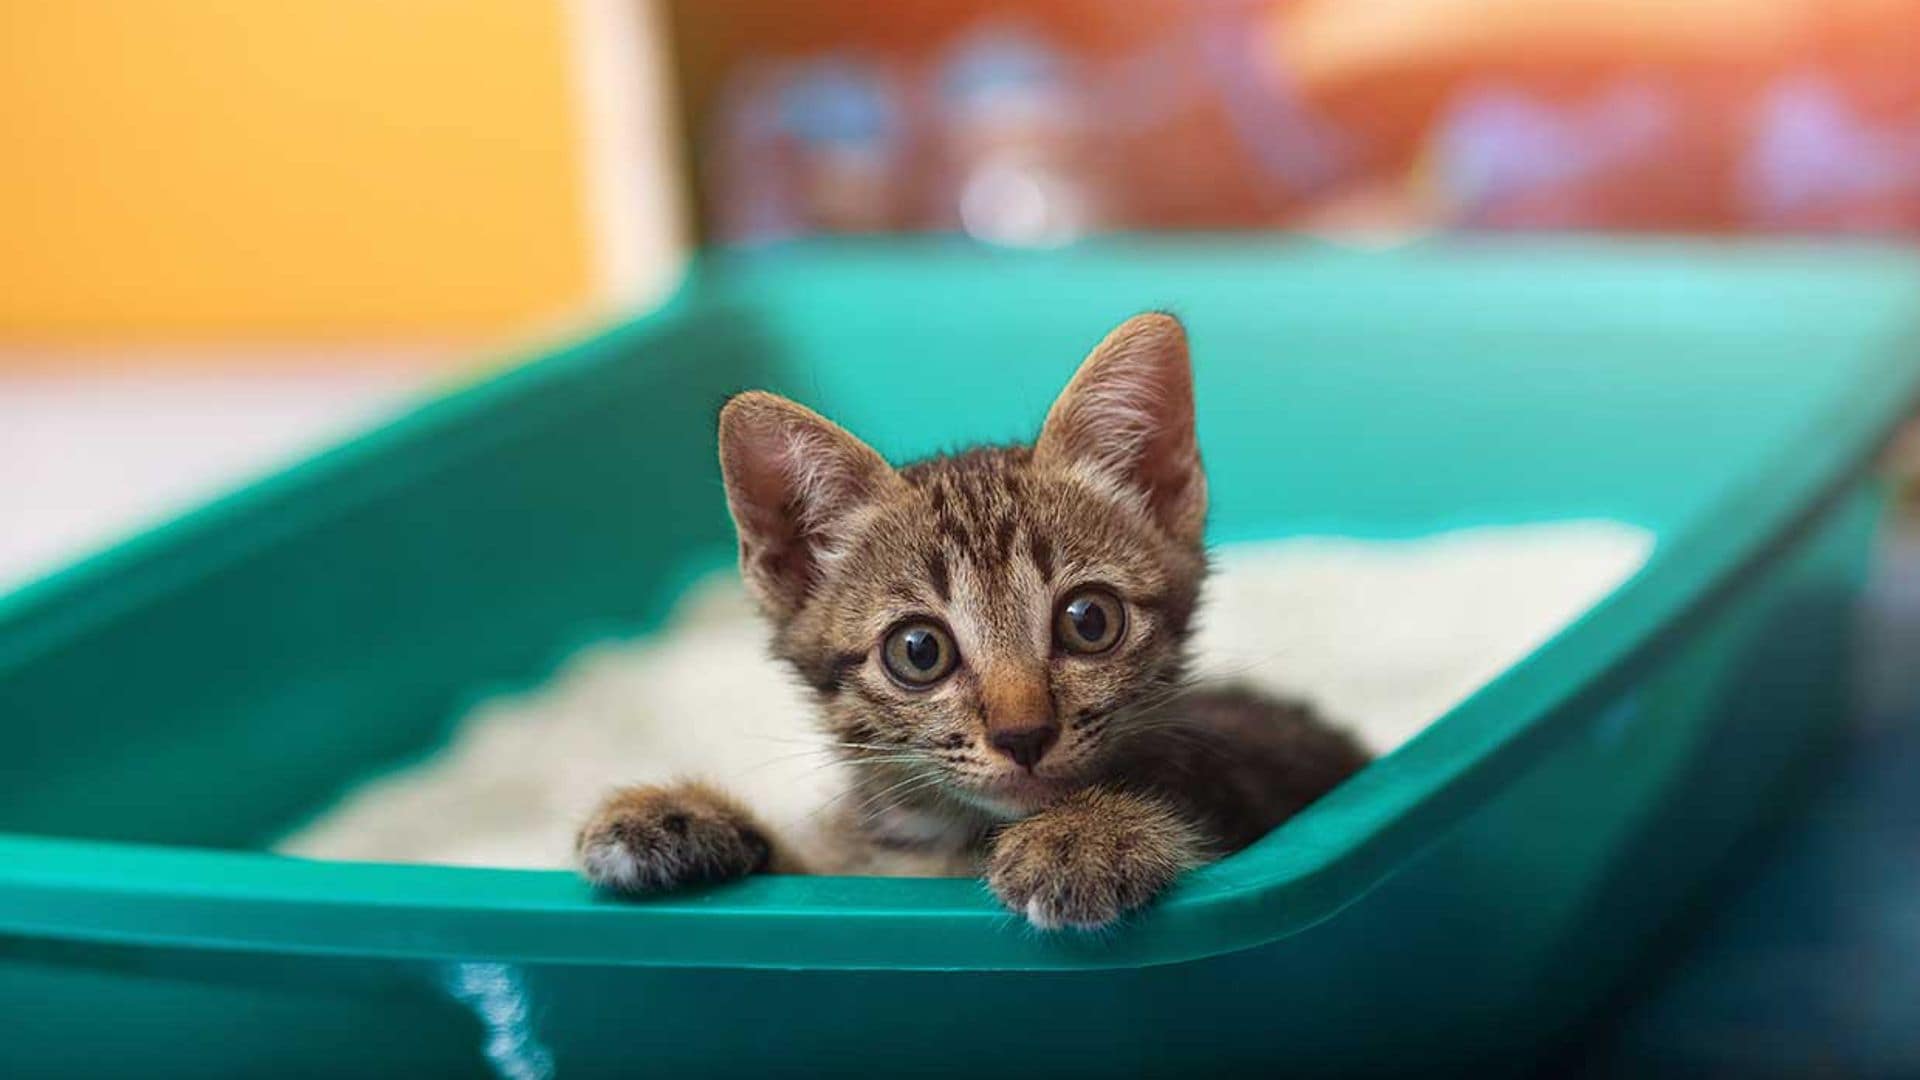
577, 313, 1369, 929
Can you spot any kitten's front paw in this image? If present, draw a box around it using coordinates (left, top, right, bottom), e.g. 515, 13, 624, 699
986, 789, 1201, 931
576, 782, 771, 894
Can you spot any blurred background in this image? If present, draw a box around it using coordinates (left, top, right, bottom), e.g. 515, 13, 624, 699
7, 2, 1920, 1069
10, 0, 1920, 590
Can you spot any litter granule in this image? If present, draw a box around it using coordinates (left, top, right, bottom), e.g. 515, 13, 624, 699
277, 521, 1653, 870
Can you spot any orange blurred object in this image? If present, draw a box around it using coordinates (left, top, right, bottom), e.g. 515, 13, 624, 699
1279, 0, 1920, 93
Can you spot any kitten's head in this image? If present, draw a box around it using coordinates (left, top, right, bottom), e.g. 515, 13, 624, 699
718, 313, 1207, 819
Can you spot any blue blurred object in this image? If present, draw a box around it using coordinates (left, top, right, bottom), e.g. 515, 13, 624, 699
778, 58, 903, 149
932, 24, 1101, 246
711, 55, 909, 243
1431, 80, 1684, 228
1192, 7, 1354, 195
1741, 73, 1920, 232
936, 23, 1069, 111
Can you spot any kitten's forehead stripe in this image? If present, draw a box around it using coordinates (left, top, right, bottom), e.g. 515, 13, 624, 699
992, 514, 1019, 565
1026, 532, 1056, 582
923, 549, 951, 603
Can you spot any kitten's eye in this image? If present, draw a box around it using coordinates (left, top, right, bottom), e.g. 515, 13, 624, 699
881, 620, 958, 688
1056, 588, 1126, 654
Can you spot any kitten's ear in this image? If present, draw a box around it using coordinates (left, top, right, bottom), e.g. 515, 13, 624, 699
718, 391, 901, 618
1035, 312, 1207, 546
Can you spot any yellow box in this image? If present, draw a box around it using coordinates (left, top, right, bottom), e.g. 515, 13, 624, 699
0, 1, 652, 345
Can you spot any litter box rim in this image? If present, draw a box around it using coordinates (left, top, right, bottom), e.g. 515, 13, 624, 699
1, 236, 1917, 973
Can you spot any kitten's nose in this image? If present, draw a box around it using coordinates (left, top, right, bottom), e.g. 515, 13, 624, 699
989, 723, 1060, 770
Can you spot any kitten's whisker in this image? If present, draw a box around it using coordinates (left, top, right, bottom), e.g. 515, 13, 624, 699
756, 753, 929, 776
855, 772, 952, 825
748, 734, 916, 754
1113, 718, 1241, 759
732, 741, 933, 782
1187, 646, 1317, 686
1097, 680, 1208, 721
850, 767, 943, 814
806, 757, 940, 821
1098, 653, 1302, 723
737, 744, 861, 764
812, 766, 945, 827
1121, 726, 1234, 758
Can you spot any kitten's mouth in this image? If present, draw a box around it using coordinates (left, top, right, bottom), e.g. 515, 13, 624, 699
974, 770, 1076, 815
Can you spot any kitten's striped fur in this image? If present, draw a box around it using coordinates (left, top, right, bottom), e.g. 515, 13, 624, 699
578, 313, 1368, 929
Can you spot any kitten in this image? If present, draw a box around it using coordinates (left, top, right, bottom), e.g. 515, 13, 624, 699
576, 313, 1370, 930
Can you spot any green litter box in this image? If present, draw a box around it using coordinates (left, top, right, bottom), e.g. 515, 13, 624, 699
4, 238, 1919, 1077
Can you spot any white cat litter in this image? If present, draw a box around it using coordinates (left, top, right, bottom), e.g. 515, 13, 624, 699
278, 521, 1654, 870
